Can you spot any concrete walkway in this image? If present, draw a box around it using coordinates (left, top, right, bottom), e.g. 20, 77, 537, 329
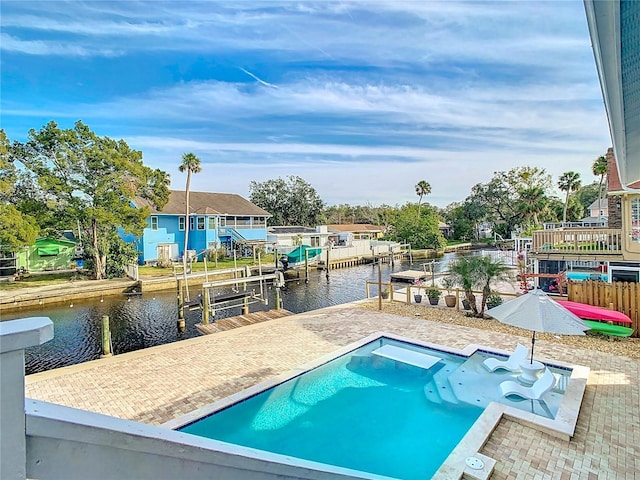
25, 305, 639, 478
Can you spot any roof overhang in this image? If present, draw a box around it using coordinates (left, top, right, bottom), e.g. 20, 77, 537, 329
584, 0, 640, 190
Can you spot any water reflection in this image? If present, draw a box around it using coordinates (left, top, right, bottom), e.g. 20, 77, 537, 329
3, 254, 465, 374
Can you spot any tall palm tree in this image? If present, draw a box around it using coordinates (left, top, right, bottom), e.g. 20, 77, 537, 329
179, 152, 202, 301
558, 171, 581, 222
592, 155, 608, 217
415, 180, 431, 215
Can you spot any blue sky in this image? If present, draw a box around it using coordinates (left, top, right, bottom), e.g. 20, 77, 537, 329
1, 1, 611, 207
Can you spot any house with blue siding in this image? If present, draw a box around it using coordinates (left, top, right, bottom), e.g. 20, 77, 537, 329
132, 191, 271, 264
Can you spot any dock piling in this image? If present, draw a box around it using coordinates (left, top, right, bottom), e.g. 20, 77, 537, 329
101, 315, 112, 357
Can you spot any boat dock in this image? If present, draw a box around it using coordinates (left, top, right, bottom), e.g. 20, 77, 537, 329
195, 309, 293, 334
389, 270, 427, 283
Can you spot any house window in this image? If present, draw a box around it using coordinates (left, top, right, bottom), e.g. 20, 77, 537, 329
310, 236, 320, 247
252, 217, 266, 228
220, 217, 227, 227
208, 217, 217, 230
150, 216, 158, 231
189, 217, 194, 230
236, 216, 251, 227
179, 216, 185, 231
197, 216, 205, 230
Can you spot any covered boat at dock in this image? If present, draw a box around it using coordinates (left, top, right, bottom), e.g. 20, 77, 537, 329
284, 245, 323, 267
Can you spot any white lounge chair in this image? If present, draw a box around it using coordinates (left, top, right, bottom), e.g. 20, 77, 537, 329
499, 368, 556, 401
482, 343, 529, 373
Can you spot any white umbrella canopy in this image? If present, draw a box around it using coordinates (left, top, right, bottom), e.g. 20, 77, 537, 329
488, 289, 589, 363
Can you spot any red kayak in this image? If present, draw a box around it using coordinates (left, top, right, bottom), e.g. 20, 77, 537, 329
556, 300, 632, 324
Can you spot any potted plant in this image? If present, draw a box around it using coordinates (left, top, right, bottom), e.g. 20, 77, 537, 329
413, 279, 424, 303
487, 293, 503, 309
427, 288, 441, 306
380, 287, 390, 299
442, 275, 457, 308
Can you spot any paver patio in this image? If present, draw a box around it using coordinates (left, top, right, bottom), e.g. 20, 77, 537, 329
25, 305, 639, 478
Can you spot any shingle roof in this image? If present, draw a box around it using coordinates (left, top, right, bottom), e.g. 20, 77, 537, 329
587, 198, 608, 210
134, 191, 271, 217
607, 147, 640, 192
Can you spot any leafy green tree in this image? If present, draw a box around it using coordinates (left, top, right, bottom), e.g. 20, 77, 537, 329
387, 203, 445, 250
558, 171, 581, 222
13, 121, 170, 279
466, 167, 552, 238
575, 182, 600, 217
592, 155, 608, 214
443, 202, 476, 241
0, 130, 39, 250
178, 152, 202, 297
517, 186, 547, 228
415, 180, 431, 215
249, 176, 324, 226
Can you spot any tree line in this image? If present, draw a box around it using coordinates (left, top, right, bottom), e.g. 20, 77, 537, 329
1, 121, 609, 279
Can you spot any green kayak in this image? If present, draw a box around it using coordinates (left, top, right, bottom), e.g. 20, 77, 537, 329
584, 320, 634, 337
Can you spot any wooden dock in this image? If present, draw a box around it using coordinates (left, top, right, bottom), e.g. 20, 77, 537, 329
389, 269, 427, 283
195, 309, 294, 335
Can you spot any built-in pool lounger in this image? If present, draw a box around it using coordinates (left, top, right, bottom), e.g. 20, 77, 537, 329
371, 344, 442, 370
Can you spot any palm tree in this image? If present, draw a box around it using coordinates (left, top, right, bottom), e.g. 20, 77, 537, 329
518, 186, 546, 227
448, 255, 511, 317
179, 152, 202, 301
448, 256, 483, 316
558, 171, 581, 222
592, 155, 608, 217
476, 256, 511, 317
415, 180, 431, 215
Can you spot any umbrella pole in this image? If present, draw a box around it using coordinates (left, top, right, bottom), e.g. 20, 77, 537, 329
531, 331, 535, 364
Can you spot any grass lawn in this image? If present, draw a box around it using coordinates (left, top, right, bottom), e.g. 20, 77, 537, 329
136, 254, 277, 277
0, 255, 278, 290
0, 272, 89, 291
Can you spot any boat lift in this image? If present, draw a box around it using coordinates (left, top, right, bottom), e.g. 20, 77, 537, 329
196, 271, 285, 324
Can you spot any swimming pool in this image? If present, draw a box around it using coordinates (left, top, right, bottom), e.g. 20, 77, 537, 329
566, 271, 609, 281
176, 337, 572, 479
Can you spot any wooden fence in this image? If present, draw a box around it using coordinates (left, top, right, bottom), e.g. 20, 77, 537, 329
567, 280, 639, 337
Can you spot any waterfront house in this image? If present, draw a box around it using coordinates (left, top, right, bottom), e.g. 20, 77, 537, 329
327, 224, 385, 246
528, 149, 640, 287
131, 191, 271, 264
267, 225, 332, 251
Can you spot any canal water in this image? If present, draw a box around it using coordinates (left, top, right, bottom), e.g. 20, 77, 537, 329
2, 255, 463, 375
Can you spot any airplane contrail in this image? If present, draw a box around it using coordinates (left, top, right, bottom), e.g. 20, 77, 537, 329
239, 67, 279, 89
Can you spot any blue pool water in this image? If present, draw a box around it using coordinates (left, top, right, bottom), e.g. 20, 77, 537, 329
180, 338, 484, 479
566, 271, 608, 281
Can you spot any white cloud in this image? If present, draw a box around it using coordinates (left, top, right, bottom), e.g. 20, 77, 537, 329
0, 1, 611, 207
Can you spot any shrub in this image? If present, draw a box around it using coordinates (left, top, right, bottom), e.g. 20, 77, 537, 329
487, 293, 503, 309
427, 288, 441, 299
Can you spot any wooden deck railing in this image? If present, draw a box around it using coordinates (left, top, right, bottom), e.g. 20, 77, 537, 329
531, 228, 622, 255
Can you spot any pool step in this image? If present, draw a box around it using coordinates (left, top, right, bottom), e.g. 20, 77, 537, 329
423, 366, 460, 405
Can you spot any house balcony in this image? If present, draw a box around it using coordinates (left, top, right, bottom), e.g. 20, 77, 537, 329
530, 228, 623, 258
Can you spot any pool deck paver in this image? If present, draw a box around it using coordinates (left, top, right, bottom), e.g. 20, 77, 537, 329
24, 305, 639, 479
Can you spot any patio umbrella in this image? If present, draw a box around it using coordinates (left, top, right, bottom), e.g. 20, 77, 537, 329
487, 289, 589, 364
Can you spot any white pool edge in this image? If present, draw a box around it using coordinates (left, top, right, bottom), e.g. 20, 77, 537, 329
164, 332, 590, 480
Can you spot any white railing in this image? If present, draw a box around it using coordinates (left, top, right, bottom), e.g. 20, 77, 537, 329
531, 228, 622, 255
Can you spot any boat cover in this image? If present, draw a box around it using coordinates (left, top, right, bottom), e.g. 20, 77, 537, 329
287, 245, 323, 264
